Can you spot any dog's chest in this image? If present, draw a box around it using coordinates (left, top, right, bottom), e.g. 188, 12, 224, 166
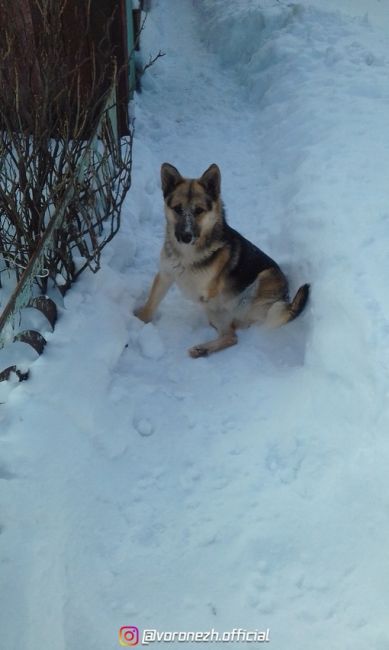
175, 262, 215, 302
162, 249, 216, 303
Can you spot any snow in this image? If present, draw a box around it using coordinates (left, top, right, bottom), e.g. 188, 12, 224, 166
137, 323, 165, 361
1, 1, 389, 648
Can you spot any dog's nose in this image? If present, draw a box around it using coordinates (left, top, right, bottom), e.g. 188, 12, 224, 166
181, 232, 193, 244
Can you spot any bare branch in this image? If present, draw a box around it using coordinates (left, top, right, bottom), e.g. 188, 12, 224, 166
140, 50, 166, 76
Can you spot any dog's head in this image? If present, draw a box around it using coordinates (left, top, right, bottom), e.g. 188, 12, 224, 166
161, 163, 222, 245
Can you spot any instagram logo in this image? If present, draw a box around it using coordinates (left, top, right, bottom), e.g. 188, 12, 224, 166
119, 626, 139, 646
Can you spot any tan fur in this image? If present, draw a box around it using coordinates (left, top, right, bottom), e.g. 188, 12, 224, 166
134, 163, 309, 357
189, 328, 238, 358
201, 246, 230, 301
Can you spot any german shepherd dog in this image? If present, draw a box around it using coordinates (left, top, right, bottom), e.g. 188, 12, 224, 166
134, 163, 309, 358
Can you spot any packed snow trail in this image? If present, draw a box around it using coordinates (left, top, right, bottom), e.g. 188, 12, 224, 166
2, 1, 389, 649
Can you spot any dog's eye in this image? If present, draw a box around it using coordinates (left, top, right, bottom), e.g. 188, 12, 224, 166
172, 205, 182, 216
194, 207, 205, 217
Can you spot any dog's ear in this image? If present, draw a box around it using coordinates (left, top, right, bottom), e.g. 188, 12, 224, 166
199, 164, 221, 200
161, 163, 183, 198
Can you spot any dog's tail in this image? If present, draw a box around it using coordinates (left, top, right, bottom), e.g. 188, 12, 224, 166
265, 283, 310, 328
288, 283, 310, 321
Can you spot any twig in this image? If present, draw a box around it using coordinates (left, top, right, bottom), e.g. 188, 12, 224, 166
140, 50, 166, 76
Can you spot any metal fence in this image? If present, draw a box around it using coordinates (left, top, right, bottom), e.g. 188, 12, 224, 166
0, 89, 129, 382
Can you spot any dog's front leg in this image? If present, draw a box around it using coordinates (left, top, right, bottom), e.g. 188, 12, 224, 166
134, 272, 174, 323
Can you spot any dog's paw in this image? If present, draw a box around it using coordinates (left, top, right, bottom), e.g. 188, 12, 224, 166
188, 345, 209, 359
133, 307, 152, 324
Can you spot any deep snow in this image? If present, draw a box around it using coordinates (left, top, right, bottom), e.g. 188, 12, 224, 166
1, 1, 389, 648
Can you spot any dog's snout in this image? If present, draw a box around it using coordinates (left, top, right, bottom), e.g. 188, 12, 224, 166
175, 211, 198, 244
180, 232, 193, 244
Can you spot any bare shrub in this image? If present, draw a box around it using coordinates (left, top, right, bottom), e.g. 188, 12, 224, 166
0, 0, 133, 293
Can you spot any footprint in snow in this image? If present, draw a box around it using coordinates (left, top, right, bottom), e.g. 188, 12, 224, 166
133, 417, 155, 437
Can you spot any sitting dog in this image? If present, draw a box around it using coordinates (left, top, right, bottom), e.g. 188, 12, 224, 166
134, 163, 309, 358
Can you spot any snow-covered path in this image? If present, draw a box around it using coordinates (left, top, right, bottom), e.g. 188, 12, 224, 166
2, 1, 389, 648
